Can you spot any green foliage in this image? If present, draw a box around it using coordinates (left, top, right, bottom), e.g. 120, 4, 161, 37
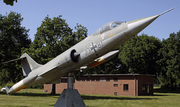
3, 0, 17, 6
22, 15, 87, 65
23, 15, 74, 64
4, 81, 14, 86
0, 12, 31, 85
118, 34, 162, 74
157, 31, 180, 89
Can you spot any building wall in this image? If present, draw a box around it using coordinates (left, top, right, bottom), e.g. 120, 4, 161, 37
44, 75, 154, 96
137, 75, 154, 95
44, 84, 52, 93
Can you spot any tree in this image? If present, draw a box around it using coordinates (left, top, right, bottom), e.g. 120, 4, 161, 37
3, 0, 17, 6
157, 31, 180, 89
118, 34, 162, 75
23, 15, 87, 63
0, 12, 31, 85
22, 15, 87, 93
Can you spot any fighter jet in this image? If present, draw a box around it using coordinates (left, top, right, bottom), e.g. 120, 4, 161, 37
2, 7, 177, 94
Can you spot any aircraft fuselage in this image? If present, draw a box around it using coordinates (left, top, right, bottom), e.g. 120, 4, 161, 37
29, 22, 129, 85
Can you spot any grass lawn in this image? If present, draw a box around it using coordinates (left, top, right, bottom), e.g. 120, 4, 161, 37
0, 88, 180, 107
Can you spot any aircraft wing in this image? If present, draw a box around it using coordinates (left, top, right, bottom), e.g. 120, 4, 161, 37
38, 65, 59, 77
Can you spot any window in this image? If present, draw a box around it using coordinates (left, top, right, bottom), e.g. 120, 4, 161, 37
149, 84, 152, 91
96, 78, 100, 81
123, 84, 129, 91
111, 22, 122, 28
114, 78, 118, 82
100, 77, 105, 82
86, 78, 90, 81
92, 21, 123, 35
61, 79, 67, 83
147, 84, 152, 94
113, 84, 118, 87
142, 84, 146, 91
114, 92, 117, 95
93, 22, 111, 35
91, 78, 95, 81
76, 79, 81, 81
106, 78, 110, 82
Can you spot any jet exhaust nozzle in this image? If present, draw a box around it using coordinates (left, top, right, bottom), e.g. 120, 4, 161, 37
6, 75, 38, 94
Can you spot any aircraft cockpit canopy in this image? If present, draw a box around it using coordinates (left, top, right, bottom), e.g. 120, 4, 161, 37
92, 21, 123, 35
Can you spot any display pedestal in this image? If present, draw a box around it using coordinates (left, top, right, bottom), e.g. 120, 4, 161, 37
54, 73, 86, 107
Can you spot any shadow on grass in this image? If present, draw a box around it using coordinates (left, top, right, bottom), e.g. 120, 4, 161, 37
154, 88, 180, 94
14, 92, 61, 97
152, 94, 168, 96
81, 95, 157, 100
0, 91, 157, 101
0, 91, 60, 97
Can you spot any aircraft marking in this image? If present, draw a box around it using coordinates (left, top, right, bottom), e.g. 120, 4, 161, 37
101, 34, 104, 39
85, 41, 103, 56
90, 42, 97, 53
109, 33, 114, 37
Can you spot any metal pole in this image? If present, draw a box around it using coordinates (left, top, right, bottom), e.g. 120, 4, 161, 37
67, 73, 74, 89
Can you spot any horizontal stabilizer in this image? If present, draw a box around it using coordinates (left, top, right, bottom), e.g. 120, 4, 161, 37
3, 53, 42, 77
3, 57, 26, 64
4, 86, 11, 94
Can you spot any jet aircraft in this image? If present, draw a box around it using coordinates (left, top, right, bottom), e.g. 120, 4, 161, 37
2, 7, 177, 94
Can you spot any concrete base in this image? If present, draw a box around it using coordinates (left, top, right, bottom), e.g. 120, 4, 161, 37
54, 89, 86, 107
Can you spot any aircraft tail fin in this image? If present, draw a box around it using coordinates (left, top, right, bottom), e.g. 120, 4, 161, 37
3, 53, 42, 76
20, 53, 42, 76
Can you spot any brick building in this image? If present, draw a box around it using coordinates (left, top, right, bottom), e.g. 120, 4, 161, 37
44, 74, 155, 96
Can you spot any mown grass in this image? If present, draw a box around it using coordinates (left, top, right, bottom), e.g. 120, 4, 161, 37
0, 88, 180, 107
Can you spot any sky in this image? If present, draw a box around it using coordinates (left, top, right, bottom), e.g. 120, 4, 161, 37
1, 0, 180, 41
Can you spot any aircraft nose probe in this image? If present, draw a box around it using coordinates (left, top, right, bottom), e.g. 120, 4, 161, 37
127, 6, 178, 36
158, 6, 178, 16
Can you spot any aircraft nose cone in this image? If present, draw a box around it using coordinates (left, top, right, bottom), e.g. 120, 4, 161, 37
127, 15, 159, 35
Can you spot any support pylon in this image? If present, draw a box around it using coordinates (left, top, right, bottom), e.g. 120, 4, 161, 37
54, 73, 86, 107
